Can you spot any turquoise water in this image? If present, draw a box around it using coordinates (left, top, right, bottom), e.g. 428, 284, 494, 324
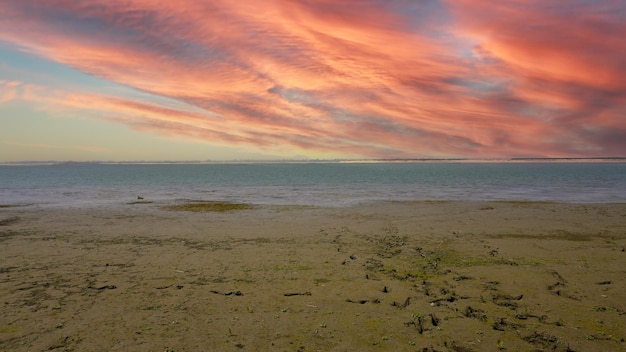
1, 162, 625, 208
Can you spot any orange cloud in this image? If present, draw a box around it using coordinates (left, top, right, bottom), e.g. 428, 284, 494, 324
445, 0, 626, 156
0, 0, 624, 158
449, 0, 625, 89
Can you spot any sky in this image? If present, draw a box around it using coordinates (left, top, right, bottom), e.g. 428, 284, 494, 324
1, 0, 625, 161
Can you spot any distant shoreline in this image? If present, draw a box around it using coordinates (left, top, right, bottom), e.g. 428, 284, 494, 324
1, 157, 625, 166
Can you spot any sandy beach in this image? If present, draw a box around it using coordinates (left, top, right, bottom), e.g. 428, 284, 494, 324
1, 201, 625, 351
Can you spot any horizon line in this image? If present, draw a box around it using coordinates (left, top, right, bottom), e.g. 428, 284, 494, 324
2, 157, 626, 165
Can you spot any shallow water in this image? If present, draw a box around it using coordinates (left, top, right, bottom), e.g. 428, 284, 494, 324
1, 161, 625, 208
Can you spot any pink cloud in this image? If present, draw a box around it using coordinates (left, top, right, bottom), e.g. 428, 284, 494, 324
449, 0, 625, 89
0, 0, 624, 158
0, 80, 21, 104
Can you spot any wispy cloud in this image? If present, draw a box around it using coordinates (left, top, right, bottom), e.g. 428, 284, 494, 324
4, 140, 108, 153
1, 0, 624, 158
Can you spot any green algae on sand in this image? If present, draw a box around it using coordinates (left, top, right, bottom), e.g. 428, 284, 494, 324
163, 201, 253, 212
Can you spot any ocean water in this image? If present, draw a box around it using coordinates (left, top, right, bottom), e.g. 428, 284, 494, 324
0, 162, 625, 209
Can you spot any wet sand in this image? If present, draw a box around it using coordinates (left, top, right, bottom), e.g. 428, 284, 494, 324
1, 201, 625, 351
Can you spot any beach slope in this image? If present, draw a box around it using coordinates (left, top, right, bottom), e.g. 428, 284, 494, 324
1, 201, 625, 351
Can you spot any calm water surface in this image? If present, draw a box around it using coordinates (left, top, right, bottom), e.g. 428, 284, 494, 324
0, 162, 624, 208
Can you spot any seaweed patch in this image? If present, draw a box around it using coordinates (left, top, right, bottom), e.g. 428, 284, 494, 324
163, 201, 253, 212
